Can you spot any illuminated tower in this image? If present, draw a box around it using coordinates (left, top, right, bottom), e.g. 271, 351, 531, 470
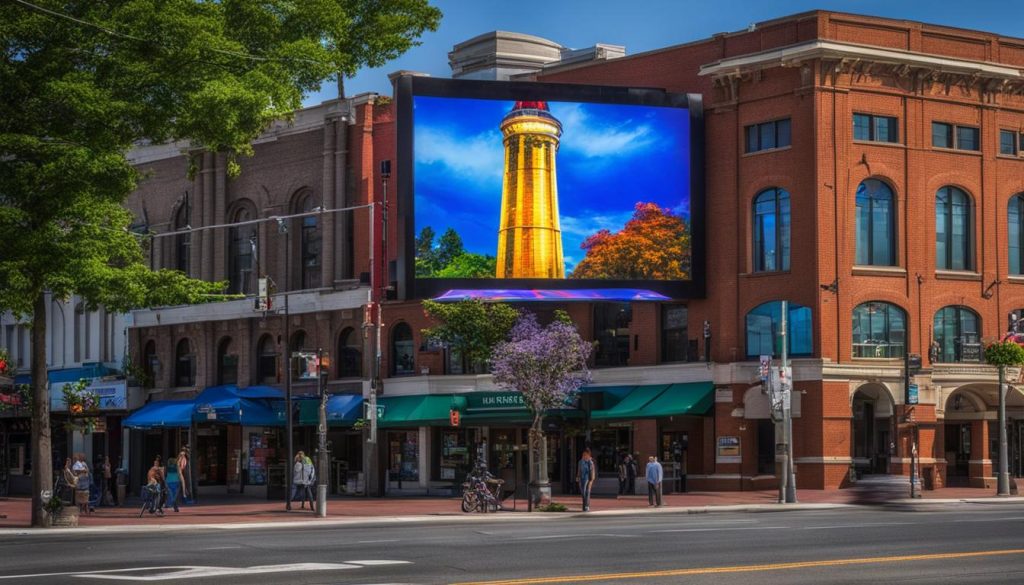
496, 101, 565, 279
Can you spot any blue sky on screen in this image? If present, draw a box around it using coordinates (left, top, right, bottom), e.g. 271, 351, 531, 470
413, 96, 690, 272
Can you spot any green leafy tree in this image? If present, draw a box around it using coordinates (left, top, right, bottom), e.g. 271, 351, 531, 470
422, 300, 518, 374
434, 252, 497, 278
415, 226, 438, 276
1, 0, 441, 526
435, 228, 465, 270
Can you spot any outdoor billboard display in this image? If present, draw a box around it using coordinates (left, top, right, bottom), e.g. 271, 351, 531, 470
396, 76, 704, 300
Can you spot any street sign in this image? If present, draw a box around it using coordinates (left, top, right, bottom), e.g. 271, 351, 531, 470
907, 383, 919, 405
759, 355, 771, 381
908, 353, 922, 373
449, 409, 460, 427
255, 277, 272, 311
364, 403, 385, 420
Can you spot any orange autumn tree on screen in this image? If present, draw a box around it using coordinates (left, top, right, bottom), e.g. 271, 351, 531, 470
570, 202, 690, 280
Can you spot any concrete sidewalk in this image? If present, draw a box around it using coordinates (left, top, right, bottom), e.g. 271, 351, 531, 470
2, 482, 1021, 532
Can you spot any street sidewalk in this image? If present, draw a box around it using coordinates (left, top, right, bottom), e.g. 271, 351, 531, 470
2, 483, 1021, 532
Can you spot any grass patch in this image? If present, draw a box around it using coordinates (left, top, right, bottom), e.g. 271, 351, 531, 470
537, 503, 569, 512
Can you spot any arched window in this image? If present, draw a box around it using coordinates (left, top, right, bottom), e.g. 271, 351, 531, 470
1009, 194, 1024, 275
175, 338, 196, 387
217, 337, 238, 386
256, 334, 277, 384
933, 306, 981, 363
337, 328, 362, 379
855, 179, 895, 266
852, 302, 906, 358
744, 301, 812, 359
228, 205, 256, 294
936, 186, 974, 271
752, 188, 790, 272
173, 203, 191, 275
391, 323, 415, 376
143, 340, 157, 388
296, 192, 322, 289
289, 331, 307, 381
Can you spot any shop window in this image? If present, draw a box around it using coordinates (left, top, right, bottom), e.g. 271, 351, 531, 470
593, 303, 631, 368
227, 204, 256, 295
295, 191, 322, 290
173, 203, 191, 275
855, 179, 896, 266
256, 334, 277, 384
745, 301, 812, 359
933, 306, 981, 363
745, 119, 791, 153
388, 431, 419, 483
436, 428, 481, 482
852, 302, 906, 359
216, 337, 237, 386
752, 187, 790, 272
853, 113, 899, 143
337, 328, 362, 379
936, 186, 975, 271
391, 323, 415, 376
661, 305, 688, 363
1009, 194, 1024, 275
932, 122, 979, 151
174, 338, 195, 387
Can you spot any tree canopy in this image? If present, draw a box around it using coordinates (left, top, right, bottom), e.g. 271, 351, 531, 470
421, 299, 518, 374
570, 202, 691, 280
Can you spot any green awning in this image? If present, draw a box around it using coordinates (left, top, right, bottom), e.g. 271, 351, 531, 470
590, 384, 670, 420
636, 382, 714, 418
377, 394, 455, 428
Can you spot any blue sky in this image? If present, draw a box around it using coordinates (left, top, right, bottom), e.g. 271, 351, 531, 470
303, 0, 1024, 105
413, 96, 690, 272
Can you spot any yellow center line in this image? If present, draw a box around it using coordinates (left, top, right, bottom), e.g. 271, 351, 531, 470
449, 548, 1024, 585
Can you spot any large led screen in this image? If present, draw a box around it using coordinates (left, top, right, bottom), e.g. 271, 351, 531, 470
397, 77, 704, 299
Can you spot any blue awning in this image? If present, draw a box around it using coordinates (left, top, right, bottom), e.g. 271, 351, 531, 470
192, 385, 286, 426
298, 394, 363, 426
124, 400, 194, 429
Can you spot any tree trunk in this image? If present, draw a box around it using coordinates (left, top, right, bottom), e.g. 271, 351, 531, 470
30, 291, 52, 527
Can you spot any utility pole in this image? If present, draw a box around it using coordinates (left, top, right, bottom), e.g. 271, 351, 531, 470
277, 218, 293, 511
906, 348, 921, 498
317, 347, 328, 516
780, 301, 796, 503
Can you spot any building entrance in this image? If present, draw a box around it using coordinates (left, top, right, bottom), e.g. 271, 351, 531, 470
944, 422, 971, 483
852, 386, 894, 476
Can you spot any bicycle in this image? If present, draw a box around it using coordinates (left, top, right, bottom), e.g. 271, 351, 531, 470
461, 468, 505, 513
138, 484, 165, 517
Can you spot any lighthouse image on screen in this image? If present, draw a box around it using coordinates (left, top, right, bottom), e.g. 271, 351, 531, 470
413, 95, 691, 281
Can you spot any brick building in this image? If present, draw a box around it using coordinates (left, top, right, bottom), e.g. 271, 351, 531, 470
124, 12, 1024, 496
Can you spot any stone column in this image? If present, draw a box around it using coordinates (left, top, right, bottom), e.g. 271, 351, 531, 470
321, 119, 337, 288
201, 152, 216, 281
969, 418, 991, 488
212, 152, 227, 282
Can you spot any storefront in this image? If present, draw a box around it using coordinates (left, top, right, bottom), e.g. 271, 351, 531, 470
297, 394, 364, 495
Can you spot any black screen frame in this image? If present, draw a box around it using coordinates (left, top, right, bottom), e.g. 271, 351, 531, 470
396, 75, 705, 300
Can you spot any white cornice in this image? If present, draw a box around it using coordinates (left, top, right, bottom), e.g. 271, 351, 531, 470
699, 39, 1023, 80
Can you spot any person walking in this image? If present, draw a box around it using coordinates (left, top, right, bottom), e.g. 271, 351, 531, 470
617, 454, 628, 496
646, 455, 664, 507
165, 455, 183, 512
290, 452, 309, 509
176, 449, 190, 504
71, 453, 92, 514
102, 456, 115, 506
302, 452, 317, 512
576, 449, 596, 512
146, 456, 167, 516
618, 454, 634, 495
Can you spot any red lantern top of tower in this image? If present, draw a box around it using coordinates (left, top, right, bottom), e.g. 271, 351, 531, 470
512, 101, 548, 111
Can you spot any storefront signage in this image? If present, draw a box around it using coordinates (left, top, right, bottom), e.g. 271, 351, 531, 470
449, 409, 460, 427
907, 384, 919, 405
717, 436, 741, 457
50, 379, 127, 412
465, 392, 527, 412
960, 343, 982, 363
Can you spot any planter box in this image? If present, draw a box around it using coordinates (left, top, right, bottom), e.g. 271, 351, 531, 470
49, 507, 79, 528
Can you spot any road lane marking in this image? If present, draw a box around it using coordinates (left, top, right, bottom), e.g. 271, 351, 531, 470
0, 560, 411, 581
650, 526, 783, 533
802, 522, 912, 530
356, 539, 402, 544
449, 548, 1024, 585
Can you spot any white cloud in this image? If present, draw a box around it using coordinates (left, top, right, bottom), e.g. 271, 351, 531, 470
415, 126, 504, 184
553, 103, 656, 159
560, 210, 635, 238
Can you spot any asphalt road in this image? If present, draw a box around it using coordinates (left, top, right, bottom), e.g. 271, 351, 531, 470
1, 504, 1023, 584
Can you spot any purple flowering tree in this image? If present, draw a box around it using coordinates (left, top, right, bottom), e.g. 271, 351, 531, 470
491, 312, 592, 509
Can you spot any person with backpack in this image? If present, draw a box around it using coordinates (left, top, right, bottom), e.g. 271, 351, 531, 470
302, 452, 317, 513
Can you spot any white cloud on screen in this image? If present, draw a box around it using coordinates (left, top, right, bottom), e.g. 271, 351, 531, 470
553, 104, 656, 158
560, 210, 635, 238
416, 126, 504, 184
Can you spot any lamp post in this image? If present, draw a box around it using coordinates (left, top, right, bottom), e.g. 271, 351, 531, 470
316, 347, 327, 517
997, 312, 1021, 496
780, 301, 796, 503
277, 217, 293, 511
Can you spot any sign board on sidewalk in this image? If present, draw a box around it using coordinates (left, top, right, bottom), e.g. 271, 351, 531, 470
717, 436, 741, 457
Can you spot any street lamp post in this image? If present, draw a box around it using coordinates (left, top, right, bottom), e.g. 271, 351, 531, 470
780, 301, 796, 503
317, 347, 328, 517
276, 218, 293, 511
997, 312, 1020, 496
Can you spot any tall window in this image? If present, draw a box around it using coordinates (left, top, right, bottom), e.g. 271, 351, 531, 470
297, 192, 322, 289
999, 130, 1023, 156
855, 179, 896, 266
745, 119, 791, 153
853, 113, 899, 143
143, 340, 157, 389
745, 301, 813, 359
932, 122, 979, 151
173, 203, 190, 275
228, 205, 256, 294
337, 328, 362, 379
175, 338, 195, 387
1009, 194, 1024, 275
752, 188, 790, 272
852, 302, 906, 359
933, 306, 981, 363
936, 186, 974, 271
256, 334, 277, 384
661, 305, 688, 363
217, 337, 238, 386
391, 323, 415, 376
594, 303, 631, 368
